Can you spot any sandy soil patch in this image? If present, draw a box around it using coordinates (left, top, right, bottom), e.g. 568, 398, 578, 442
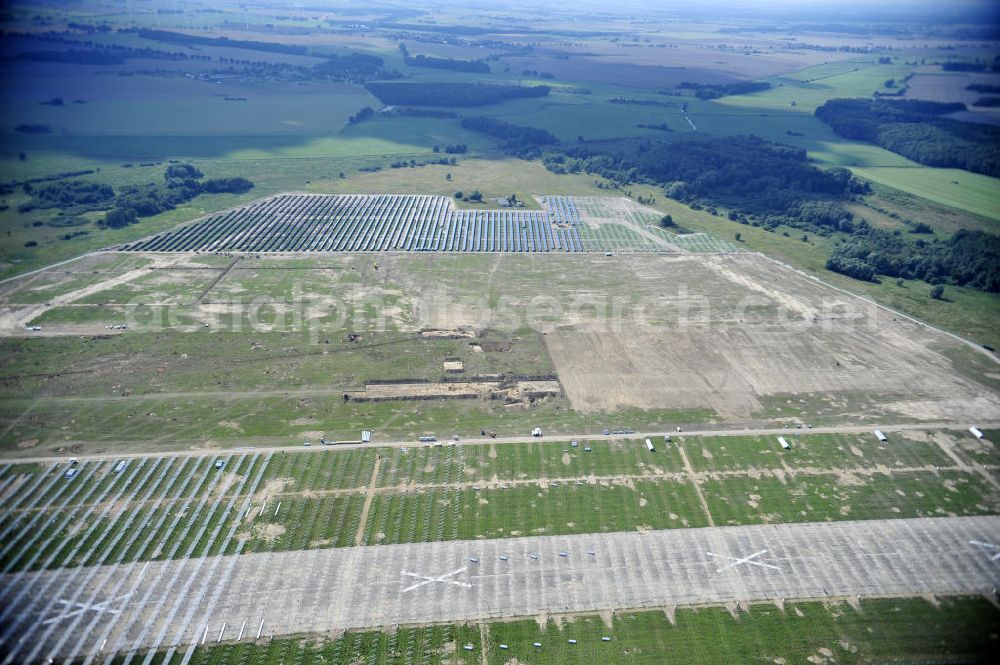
542, 253, 1000, 422
218, 420, 244, 433
356, 380, 559, 402
253, 523, 286, 542
421, 328, 476, 338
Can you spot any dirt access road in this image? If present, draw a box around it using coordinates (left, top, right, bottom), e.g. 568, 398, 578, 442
3, 420, 996, 466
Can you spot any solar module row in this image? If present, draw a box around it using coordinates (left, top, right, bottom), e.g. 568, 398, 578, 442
118, 195, 589, 253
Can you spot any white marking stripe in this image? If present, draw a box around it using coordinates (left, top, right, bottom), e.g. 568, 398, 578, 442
400, 567, 472, 593
706, 549, 781, 572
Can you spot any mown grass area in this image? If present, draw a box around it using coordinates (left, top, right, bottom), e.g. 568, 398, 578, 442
682, 432, 957, 472
962, 430, 1000, 467
241, 493, 366, 554
375, 438, 688, 488
701, 469, 1000, 527
131, 624, 480, 665
132, 596, 1000, 665
0, 329, 555, 398
0, 389, 712, 455
853, 166, 1000, 222
362, 478, 708, 545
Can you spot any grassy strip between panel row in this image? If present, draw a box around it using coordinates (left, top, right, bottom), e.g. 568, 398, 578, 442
126, 596, 1000, 665
3, 433, 997, 572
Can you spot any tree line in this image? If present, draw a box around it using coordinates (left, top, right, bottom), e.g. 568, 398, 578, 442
460, 117, 558, 158
827, 228, 1000, 292
676, 81, 770, 99
543, 135, 862, 215
312, 53, 389, 81
12, 46, 208, 66
815, 98, 1000, 177
536, 132, 999, 293
16, 165, 253, 231
134, 28, 309, 56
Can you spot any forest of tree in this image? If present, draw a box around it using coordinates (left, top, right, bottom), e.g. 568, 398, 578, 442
405, 54, 489, 73
827, 228, 1000, 291
543, 135, 863, 218
539, 134, 998, 291
16, 165, 253, 230
312, 53, 388, 81
22, 181, 115, 212
676, 80, 771, 99
365, 82, 550, 107
380, 107, 458, 119
815, 98, 1000, 177
460, 117, 559, 157
134, 28, 309, 56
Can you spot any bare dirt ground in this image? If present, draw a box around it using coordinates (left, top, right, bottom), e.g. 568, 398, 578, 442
1, 249, 996, 429
355, 380, 560, 402
543, 253, 1000, 422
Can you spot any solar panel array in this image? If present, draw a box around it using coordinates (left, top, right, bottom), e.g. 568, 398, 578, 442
118, 194, 590, 254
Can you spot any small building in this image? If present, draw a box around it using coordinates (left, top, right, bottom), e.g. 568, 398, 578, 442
874, 430, 888, 442
645, 438, 655, 452
778, 436, 790, 450
361, 430, 372, 443
970, 426, 984, 439
65, 468, 78, 479
532, 427, 543, 437
418, 435, 436, 443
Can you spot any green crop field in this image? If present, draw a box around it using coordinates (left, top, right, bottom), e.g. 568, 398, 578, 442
715, 60, 914, 113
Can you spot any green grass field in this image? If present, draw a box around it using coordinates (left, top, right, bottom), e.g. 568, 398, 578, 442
128, 596, 1000, 665
852, 166, 1000, 222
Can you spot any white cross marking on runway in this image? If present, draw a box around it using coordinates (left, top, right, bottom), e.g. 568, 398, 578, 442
400, 567, 472, 593
706, 549, 781, 573
41, 559, 150, 625
42, 593, 132, 625
969, 540, 1000, 561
